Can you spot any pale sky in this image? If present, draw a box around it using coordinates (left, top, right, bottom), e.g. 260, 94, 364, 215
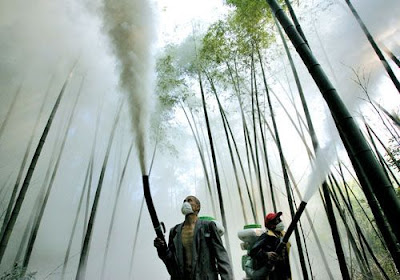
155, 0, 229, 46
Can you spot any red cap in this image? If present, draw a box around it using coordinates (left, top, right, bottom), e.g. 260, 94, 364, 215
264, 212, 282, 226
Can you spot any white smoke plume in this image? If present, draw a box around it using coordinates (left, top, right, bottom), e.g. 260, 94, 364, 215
302, 144, 337, 202
102, 0, 156, 174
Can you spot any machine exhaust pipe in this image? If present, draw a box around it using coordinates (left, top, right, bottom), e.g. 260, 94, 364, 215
275, 201, 307, 253
142, 175, 166, 245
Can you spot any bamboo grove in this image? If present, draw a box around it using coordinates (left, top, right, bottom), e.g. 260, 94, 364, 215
0, 0, 399, 279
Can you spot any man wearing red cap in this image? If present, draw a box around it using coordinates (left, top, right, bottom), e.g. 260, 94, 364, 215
247, 212, 291, 280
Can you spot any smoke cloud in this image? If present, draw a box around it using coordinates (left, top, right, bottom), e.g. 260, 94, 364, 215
301, 144, 336, 202
102, 0, 157, 174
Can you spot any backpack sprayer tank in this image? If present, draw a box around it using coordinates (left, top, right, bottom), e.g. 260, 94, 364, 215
237, 224, 265, 279
199, 216, 225, 236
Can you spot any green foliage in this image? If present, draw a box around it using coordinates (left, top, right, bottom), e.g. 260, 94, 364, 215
340, 186, 398, 278
201, 1, 274, 65
156, 44, 189, 111
201, 20, 232, 65
226, 0, 271, 28
0, 264, 36, 280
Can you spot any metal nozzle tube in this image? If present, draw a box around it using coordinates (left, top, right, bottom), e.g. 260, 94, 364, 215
275, 201, 307, 252
142, 175, 166, 242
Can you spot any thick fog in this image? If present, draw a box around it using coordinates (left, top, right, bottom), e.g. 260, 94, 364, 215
0, 0, 399, 279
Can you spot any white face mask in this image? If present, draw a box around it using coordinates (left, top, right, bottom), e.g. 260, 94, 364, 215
275, 221, 285, 232
181, 202, 194, 215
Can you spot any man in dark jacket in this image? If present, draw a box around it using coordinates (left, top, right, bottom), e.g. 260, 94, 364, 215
154, 195, 233, 280
248, 212, 291, 280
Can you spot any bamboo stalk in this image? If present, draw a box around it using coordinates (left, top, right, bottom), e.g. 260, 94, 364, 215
75, 101, 123, 280
0, 63, 77, 264
61, 158, 92, 280
198, 72, 231, 254
283, 0, 308, 47
83, 97, 104, 245
180, 103, 217, 216
204, 73, 249, 223
14, 119, 63, 265
100, 139, 134, 280
23, 75, 85, 269
232, 59, 259, 220
210, 64, 257, 221
250, 53, 267, 216
0, 75, 54, 241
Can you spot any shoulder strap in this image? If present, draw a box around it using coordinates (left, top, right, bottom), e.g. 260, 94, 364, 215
201, 220, 216, 258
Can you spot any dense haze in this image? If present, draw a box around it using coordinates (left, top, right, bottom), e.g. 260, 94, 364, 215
0, 0, 399, 279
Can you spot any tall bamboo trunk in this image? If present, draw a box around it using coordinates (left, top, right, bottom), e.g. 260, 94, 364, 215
14, 119, 63, 266
82, 96, 105, 243
218, 63, 258, 220
0, 76, 54, 241
321, 181, 351, 279
205, 71, 249, 223
75, 103, 122, 280
255, 49, 277, 212
181, 103, 217, 216
22, 75, 84, 269
250, 53, 267, 216
198, 72, 231, 254
61, 158, 92, 280
283, 0, 308, 47
63, 96, 103, 279
267, 0, 400, 241
232, 59, 259, 222
101, 140, 134, 280
0, 64, 77, 264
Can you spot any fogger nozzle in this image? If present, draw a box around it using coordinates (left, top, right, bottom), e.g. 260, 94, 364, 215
142, 175, 166, 242
276, 201, 307, 252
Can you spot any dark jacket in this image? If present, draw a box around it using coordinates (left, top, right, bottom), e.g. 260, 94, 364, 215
248, 230, 291, 280
157, 219, 233, 280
